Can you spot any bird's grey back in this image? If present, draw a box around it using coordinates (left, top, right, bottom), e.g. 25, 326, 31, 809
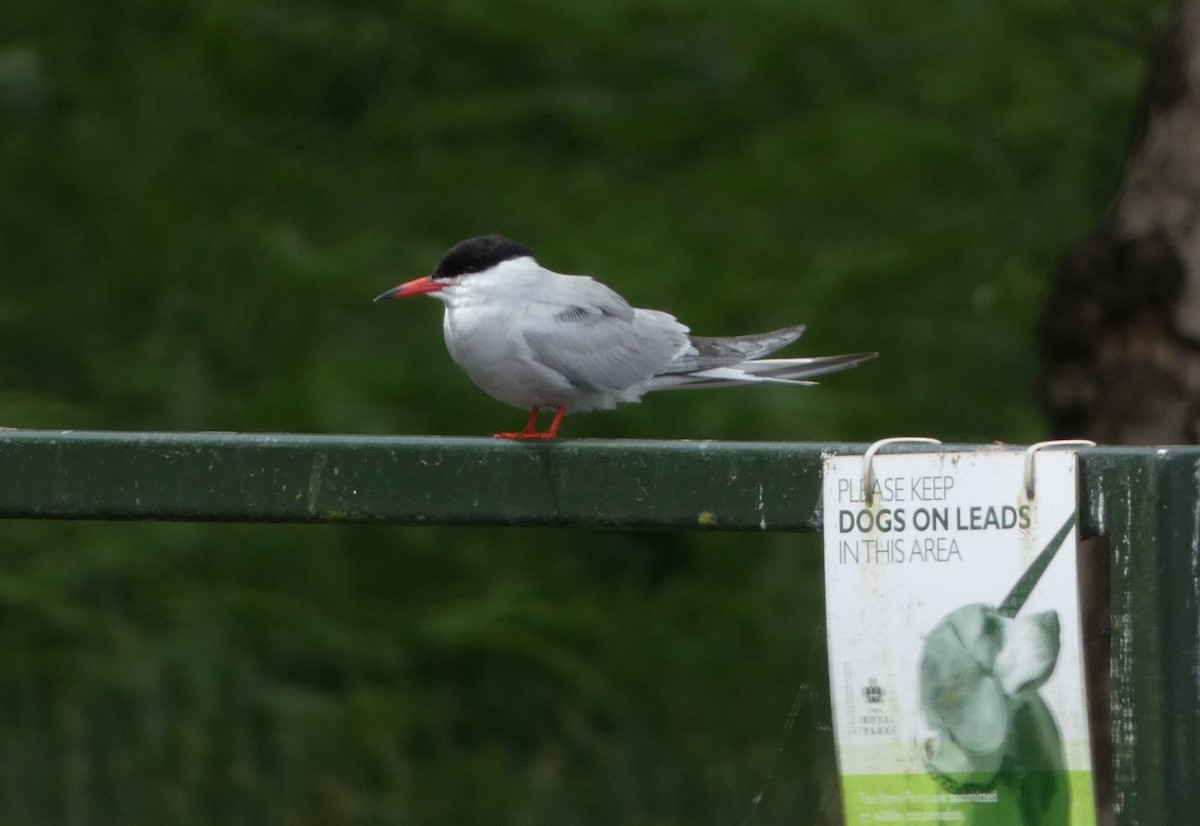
520, 275, 690, 393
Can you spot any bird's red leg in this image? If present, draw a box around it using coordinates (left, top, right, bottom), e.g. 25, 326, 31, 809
494, 407, 542, 440
544, 405, 566, 439
493, 405, 567, 440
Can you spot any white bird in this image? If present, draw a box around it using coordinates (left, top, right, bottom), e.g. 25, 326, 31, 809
374, 235, 875, 440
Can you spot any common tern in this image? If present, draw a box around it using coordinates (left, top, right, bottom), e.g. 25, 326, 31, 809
375, 235, 875, 439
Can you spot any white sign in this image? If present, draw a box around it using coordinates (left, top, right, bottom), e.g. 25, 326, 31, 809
823, 449, 1096, 825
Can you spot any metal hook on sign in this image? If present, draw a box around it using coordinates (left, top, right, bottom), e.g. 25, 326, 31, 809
862, 437, 942, 505
1023, 440, 1096, 499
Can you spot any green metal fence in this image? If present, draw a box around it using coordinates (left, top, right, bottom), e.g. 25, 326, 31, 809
0, 430, 1196, 825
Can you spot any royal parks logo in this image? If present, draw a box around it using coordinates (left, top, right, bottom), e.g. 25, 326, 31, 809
858, 679, 894, 736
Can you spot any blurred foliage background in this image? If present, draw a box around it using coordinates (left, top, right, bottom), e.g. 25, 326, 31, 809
0, 0, 1163, 822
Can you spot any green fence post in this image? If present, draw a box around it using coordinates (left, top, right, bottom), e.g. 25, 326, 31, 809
1079, 447, 1200, 826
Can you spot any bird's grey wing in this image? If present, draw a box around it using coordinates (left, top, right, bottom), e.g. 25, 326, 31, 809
663, 325, 808, 374
522, 276, 689, 392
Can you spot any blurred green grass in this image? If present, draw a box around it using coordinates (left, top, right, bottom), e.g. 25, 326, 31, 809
0, 0, 1155, 822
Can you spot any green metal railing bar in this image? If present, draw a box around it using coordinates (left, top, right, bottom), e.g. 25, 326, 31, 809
0, 430, 852, 529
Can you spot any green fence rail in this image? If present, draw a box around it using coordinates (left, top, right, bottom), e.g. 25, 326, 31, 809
0, 430, 836, 529
0, 430, 1197, 825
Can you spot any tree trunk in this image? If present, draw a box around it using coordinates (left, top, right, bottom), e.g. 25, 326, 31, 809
1039, 1, 1200, 444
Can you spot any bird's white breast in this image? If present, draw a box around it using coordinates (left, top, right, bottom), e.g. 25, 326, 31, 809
438, 284, 579, 409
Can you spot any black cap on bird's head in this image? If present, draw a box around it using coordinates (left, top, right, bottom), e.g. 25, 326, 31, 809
433, 235, 536, 279
373, 235, 535, 302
